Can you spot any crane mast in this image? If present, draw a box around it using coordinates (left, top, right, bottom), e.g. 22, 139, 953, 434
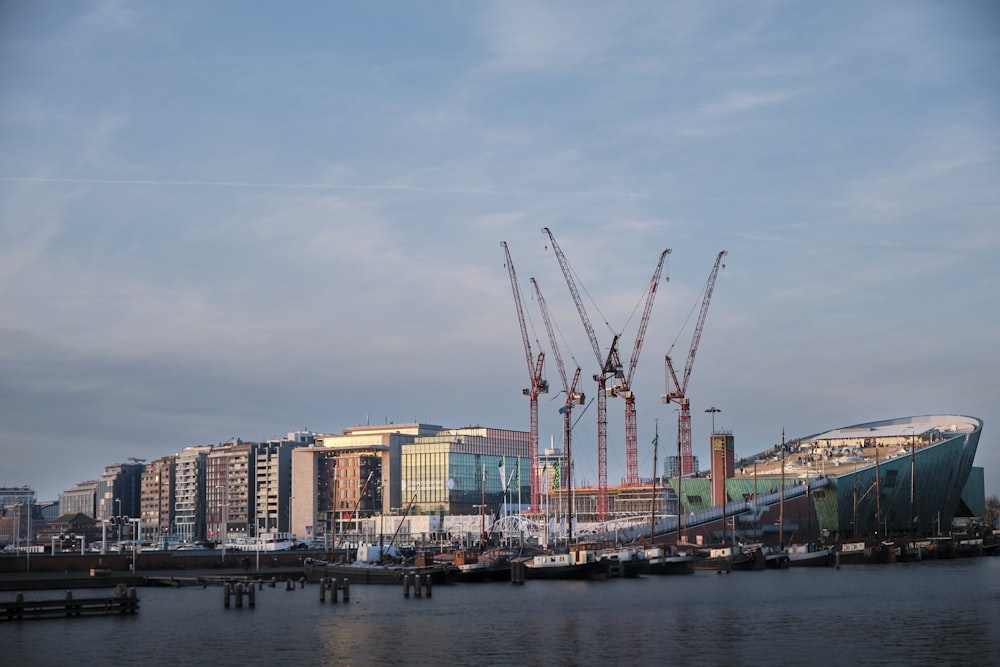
502, 242, 548, 512
532, 278, 584, 544
610, 248, 670, 486
663, 250, 726, 476
542, 227, 618, 520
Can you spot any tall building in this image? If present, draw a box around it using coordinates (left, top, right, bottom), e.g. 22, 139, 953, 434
174, 445, 211, 542
206, 439, 255, 543
97, 460, 145, 523
255, 431, 314, 534
664, 454, 700, 479
140, 455, 176, 543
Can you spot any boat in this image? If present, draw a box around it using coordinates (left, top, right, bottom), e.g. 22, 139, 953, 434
693, 544, 764, 571
642, 546, 695, 575
447, 549, 514, 583
786, 543, 833, 567
599, 547, 648, 578
763, 546, 790, 569
522, 545, 609, 580
835, 539, 895, 565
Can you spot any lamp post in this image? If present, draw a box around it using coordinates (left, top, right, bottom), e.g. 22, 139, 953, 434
907, 426, 916, 536
705, 406, 721, 435
216, 485, 227, 564
115, 498, 122, 546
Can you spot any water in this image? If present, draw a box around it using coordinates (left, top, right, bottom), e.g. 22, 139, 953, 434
4, 558, 999, 667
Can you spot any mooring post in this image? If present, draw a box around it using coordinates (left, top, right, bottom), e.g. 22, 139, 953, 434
424, 574, 432, 598
403, 572, 412, 597
319, 578, 327, 603
224, 583, 232, 608
341, 579, 350, 602
247, 585, 255, 609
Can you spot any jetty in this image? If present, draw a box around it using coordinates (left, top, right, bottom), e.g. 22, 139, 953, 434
1, 587, 138, 621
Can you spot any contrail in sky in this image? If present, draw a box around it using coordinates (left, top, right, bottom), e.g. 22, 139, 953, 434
0, 175, 645, 199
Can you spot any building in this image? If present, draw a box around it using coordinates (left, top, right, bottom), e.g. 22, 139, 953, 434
254, 431, 314, 534
140, 455, 176, 544
206, 439, 255, 544
663, 455, 700, 479
291, 423, 425, 548
710, 430, 735, 506
0, 486, 35, 509
173, 445, 212, 542
96, 460, 145, 523
402, 426, 530, 517
59, 481, 99, 519
290, 423, 531, 547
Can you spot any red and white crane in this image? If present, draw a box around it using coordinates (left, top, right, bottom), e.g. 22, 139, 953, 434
663, 250, 727, 477
542, 227, 620, 521
531, 277, 584, 544
609, 248, 670, 486
501, 242, 548, 512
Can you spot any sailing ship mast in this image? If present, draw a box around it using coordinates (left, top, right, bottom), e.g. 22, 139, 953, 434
650, 421, 658, 540
779, 429, 785, 548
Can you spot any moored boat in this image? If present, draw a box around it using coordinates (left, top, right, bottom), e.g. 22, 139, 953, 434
523, 547, 608, 581
448, 549, 514, 583
835, 539, 895, 565
786, 544, 832, 567
600, 547, 648, 578
693, 544, 764, 571
642, 546, 695, 575
763, 546, 790, 569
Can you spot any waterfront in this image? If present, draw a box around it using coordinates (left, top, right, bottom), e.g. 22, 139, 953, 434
4, 558, 999, 667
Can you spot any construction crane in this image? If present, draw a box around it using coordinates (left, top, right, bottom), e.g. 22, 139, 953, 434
501, 242, 549, 512
663, 250, 727, 477
531, 277, 584, 545
609, 248, 670, 486
542, 227, 620, 521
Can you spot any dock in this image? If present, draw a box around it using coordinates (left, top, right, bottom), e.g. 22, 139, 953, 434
1, 588, 138, 621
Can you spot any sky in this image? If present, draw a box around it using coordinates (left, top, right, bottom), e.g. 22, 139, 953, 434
1, 1, 998, 502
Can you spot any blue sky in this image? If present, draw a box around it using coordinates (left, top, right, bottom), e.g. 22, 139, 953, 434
2, 1, 998, 501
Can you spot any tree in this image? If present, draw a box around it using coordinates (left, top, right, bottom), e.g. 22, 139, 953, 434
986, 495, 1000, 531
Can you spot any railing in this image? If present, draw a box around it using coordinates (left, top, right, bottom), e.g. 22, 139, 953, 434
591, 477, 831, 543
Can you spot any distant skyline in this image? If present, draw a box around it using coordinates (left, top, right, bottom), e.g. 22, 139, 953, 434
1, 2, 998, 501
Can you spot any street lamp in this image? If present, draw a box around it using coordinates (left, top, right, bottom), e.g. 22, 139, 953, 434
216, 485, 227, 563
115, 498, 123, 546
705, 406, 721, 435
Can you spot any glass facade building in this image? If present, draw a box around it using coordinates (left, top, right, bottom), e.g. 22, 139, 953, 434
402, 427, 530, 516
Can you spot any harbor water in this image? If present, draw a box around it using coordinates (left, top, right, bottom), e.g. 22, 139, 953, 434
4, 557, 999, 666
